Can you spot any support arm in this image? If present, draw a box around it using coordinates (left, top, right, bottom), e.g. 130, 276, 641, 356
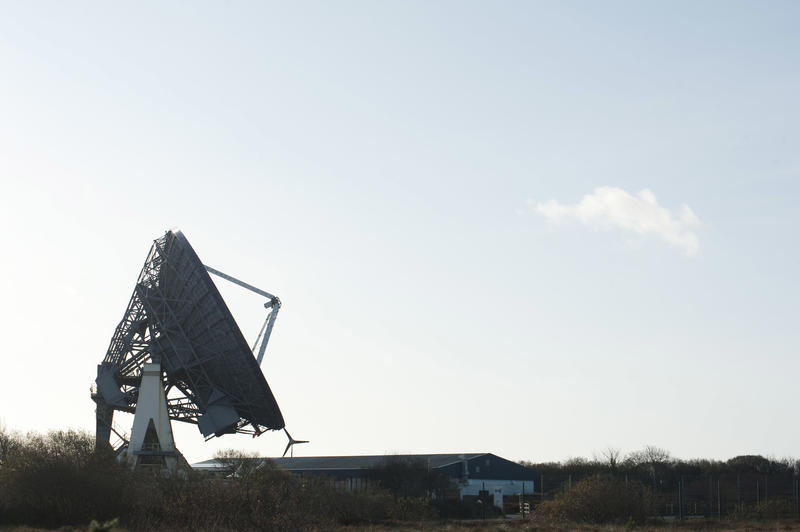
204, 265, 278, 302
204, 265, 281, 365
255, 299, 280, 365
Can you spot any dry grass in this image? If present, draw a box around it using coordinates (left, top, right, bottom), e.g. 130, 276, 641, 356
3, 518, 800, 532
333, 518, 800, 532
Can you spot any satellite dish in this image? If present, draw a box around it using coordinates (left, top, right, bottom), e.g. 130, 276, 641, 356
92, 230, 287, 467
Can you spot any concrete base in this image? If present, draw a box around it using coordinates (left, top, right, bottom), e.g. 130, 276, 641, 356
121, 361, 181, 472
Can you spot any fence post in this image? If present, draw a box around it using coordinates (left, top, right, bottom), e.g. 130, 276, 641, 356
708, 476, 713, 518
793, 477, 799, 518
737, 474, 741, 510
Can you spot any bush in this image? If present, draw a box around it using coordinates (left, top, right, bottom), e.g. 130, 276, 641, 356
0, 429, 128, 528
323, 488, 394, 525
0, 427, 448, 530
729, 499, 796, 521
534, 474, 651, 524
367, 456, 450, 500
388, 497, 438, 521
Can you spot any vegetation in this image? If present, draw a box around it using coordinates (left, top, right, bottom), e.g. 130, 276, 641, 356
0, 428, 440, 530
367, 455, 450, 500
524, 446, 800, 523
2, 424, 800, 530
535, 474, 651, 524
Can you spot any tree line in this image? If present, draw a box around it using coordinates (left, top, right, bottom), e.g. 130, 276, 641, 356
0, 426, 460, 530
522, 445, 800, 521
3, 424, 799, 529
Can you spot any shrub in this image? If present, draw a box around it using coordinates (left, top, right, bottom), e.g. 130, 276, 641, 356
0, 429, 128, 528
388, 496, 438, 521
729, 499, 796, 521
534, 474, 650, 524
367, 456, 450, 500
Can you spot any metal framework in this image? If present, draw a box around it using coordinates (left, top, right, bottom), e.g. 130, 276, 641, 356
92, 230, 285, 450
204, 265, 281, 365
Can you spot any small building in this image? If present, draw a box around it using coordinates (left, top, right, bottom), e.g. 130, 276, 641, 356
193, 452, 537, 499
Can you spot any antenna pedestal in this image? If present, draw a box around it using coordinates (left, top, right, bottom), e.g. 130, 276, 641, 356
120, 362, 182, 472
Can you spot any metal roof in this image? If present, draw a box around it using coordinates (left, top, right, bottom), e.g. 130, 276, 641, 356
192, 452, 538, 481
194, 453, 490, 472
270, 453, 488, 471
193, 453, 486, 471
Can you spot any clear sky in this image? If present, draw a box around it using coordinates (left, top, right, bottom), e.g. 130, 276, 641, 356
1, 1, 798, 465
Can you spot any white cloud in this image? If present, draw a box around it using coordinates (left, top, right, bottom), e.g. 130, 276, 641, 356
532, 187, 700, 256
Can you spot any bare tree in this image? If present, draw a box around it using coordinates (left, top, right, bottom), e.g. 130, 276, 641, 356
625, 445, 670, 468
625, 445, 671, 491
641, 445, 671, 465
0, 420, 20, 469
600, 447, 621, 471
214, 448, 264, 479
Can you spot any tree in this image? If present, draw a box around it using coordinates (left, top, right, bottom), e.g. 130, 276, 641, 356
600, 448, 621, 472
0, 429, 128, 527
214, 448, 264, 479
367, 456, 450, 500
625, 445, 672, 491
0, 422, 20, 469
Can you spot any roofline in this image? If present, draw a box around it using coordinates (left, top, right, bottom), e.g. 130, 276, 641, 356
272, 453, 490, 461
192, 453, 494, 468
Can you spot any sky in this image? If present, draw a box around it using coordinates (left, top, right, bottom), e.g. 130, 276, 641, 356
1, 1, 798, 466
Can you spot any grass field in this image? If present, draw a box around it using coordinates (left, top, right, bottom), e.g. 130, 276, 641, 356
10, 516, 800, 532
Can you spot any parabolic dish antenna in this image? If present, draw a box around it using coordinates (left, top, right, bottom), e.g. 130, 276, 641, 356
92, 230, 286, 459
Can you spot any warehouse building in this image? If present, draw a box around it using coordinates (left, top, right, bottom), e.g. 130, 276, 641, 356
193, 452, 537, 499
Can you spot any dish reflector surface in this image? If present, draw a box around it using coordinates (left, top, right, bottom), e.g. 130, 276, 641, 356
95, 230, 285, 437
